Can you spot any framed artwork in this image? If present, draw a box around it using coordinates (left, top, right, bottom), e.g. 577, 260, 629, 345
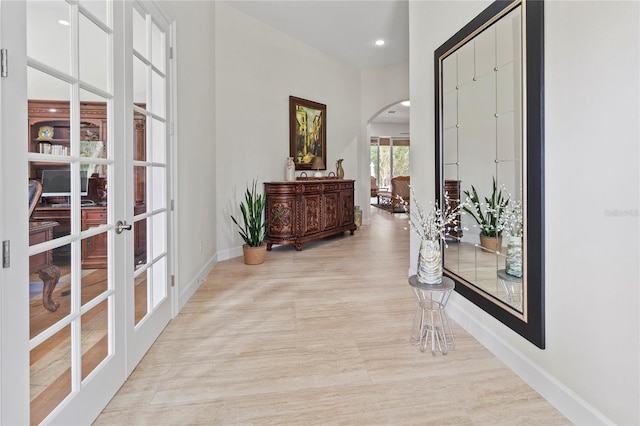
289, 96, 326, 170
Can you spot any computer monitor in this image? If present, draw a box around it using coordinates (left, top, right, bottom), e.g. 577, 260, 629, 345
41, 170, 88, 197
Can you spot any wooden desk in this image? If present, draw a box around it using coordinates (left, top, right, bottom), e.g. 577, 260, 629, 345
32, 205, 108, 268
29, 221, 61, 312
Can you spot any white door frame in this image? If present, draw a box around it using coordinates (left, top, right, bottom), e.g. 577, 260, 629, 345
1, 0, 30, 423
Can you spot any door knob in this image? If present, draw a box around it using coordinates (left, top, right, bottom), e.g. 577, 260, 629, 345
115, 220, 132, 234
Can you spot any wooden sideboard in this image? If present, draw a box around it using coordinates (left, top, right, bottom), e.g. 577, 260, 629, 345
444, 179, 463, 240
264, 179, 356, 251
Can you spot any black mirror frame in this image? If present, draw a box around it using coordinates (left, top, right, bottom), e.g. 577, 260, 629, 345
434, 0, 545, 348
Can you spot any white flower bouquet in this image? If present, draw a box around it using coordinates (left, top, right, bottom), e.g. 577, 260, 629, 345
397, 186, 466, 244
497, 199, 523, 238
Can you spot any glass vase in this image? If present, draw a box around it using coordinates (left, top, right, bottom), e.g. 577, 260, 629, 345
506, 236, 523, 278
354, 205, 362, 228
417, 239, 442, 284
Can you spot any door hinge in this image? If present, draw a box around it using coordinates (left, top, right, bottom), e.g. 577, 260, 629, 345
1, 49, 8, 77
169, 46, 173, 59
2, 240, 10, 268
169, 122, 174, 136
171, 275, 175, 287
170, 199, 174, 211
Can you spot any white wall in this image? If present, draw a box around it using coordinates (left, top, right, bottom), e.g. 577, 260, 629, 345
369, 123, 410, 138
410, 1, 639, 425
213, 1, 361, 257
161, 1, 217, 307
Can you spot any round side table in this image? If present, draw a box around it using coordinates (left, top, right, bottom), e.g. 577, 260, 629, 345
497, 269, 523, 311
408, 275, 455, 355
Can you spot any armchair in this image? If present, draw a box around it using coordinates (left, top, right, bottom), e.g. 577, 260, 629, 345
391, 175, 410, 212
370, 176, 379, 198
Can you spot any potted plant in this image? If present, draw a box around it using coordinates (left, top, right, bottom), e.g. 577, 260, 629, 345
462, 177, 509, 253
231, 179, 285, 265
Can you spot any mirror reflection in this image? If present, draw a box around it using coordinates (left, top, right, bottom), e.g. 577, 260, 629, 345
441, 5, 524, 312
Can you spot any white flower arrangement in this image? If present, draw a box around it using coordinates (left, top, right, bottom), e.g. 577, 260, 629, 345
497, 199, 523, 238
397, 186, 466, 245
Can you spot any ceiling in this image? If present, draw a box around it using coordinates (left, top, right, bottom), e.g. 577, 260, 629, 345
225, 0, 409, 70
224, 0, 410, 124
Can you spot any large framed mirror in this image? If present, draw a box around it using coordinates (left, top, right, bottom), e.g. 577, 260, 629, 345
435, 0, 545, 348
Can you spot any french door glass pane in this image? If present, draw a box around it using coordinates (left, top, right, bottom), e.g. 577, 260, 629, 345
27, 65, 71, 105
151, 256, 167, 309
151, 166, 166, 210
151, 70, 165, 117
29, 243, 72, 338
81, 299, 109, 380
79, 13, 109, 92
30, 325, 71, 425
134, 271, 148, 325
151, 22, 165, 72
151, 212, 166, 259
132, 8, 146, 56
80, 89, 109, 161
151, 117, 165, 163
26, 0, 71, 75
133, 56, 148, 104
79, 0, 108, 26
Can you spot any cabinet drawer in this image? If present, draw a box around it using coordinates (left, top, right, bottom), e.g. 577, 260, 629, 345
339, 181, 354, 190
81, 208, 107, 222
323, 183, 339, 191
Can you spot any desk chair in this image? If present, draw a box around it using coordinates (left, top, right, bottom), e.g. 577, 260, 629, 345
29, 179, 43, 219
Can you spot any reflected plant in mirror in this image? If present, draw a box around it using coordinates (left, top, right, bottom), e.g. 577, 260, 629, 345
462, 177, 509, 239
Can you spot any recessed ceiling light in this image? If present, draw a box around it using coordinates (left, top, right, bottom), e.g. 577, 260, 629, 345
58, 19, 70, 26
49, 109, 57, 112
375, 39, 385, 46
401, 100, 410, 107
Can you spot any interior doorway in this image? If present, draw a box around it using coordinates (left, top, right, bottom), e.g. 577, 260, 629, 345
369, 100, 410, 205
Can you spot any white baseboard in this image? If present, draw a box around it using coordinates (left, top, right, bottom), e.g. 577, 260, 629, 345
177, 246, 244, 311
216, 246, 243, 262
447, 297, 612, 426
177, 253, 218, 311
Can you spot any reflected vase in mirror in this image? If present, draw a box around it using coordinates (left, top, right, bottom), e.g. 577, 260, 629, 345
417, 239, 442, 284
506, 237, 523, 277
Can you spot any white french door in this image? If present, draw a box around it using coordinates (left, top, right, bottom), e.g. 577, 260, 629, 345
0, 0, 173, 423
124, 0, 173, 374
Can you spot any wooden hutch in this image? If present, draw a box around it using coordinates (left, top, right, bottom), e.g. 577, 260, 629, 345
29, 100, 147, 268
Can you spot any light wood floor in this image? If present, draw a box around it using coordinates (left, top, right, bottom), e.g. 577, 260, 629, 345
95, 207, 568, 425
